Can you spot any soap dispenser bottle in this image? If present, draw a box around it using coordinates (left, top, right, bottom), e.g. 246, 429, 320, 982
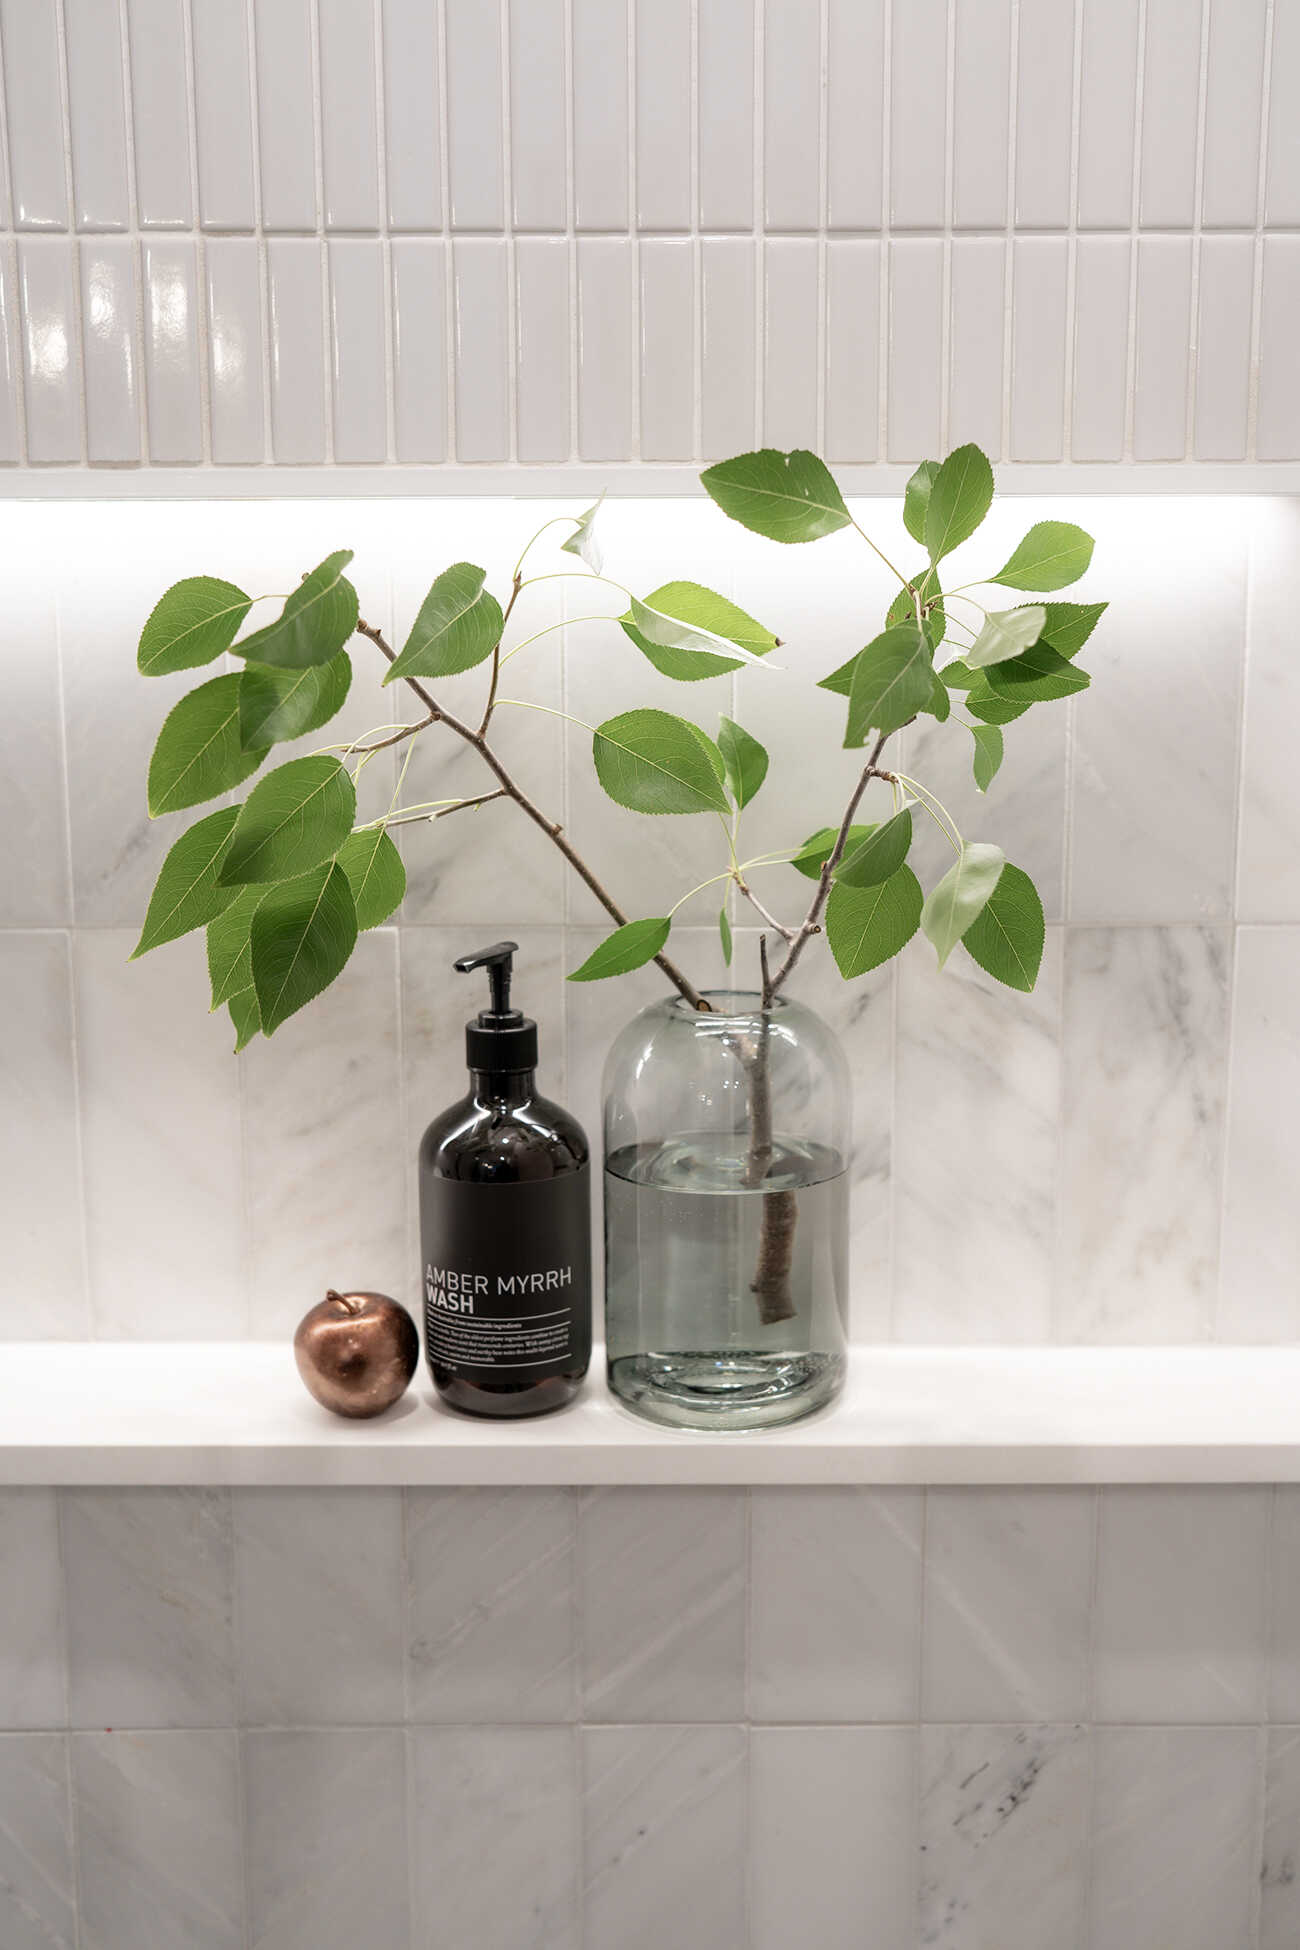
418, 942, 592, 1417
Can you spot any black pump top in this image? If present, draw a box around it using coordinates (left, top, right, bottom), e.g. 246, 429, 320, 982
455, 941, 539, 1074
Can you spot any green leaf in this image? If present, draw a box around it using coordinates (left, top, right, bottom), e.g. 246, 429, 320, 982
147, 671, 269, 817
835, 808, 913, 888
887, 577, 946, 652
923, 444, 994, 562
818, 649, 860, 698
219, 754, 356, 886
207, 884, 264, 1008
991, 521, 1094, 591
233, 551, 358, 669
700, 448, 851, 544
138, 576, 253, 676
237, 651, 352, 751
592, 709, 731, 816
826, 866, 923, 977
719, 906, 733, 967
336, 826, 406, 930
384, 562, 504, 683
965, 679, 1031, 726
965, 605, 1046, 670
228, 986, 260, 1052
939, 659, 977, 690
983, 641, 1091, 703
717, 716, 769, 809
923, 670, 951, 721
921, 842, 1006, 968
845, 626, 934, 745
561, 493, 605, 573
1033, 600, 1107, 659
962, 863, 1044, 991
251, 862, 358, 1035
971, 723, 1004, 793
567, 917, 671, 982
619, 583, 778, 681
790, 824, 875, 879
903, 461, 940, 546
132, 806, 241, 956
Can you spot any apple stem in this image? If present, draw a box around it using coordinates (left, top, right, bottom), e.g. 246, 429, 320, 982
325, 1288, 363, 1316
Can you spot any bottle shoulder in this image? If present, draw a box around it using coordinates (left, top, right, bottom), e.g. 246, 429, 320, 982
420, 1089, 589, 1182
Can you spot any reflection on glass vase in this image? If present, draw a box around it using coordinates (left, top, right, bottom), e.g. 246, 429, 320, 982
602, 990, 850, 1432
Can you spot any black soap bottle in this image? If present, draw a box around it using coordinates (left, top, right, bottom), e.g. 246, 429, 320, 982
418, 942, 592, 1417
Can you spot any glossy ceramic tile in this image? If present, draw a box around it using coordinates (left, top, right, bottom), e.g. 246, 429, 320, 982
328, 239, 387, 462
1265, 1, 1300, 225
0, 245, 21, 459
764, 0, 822, 230
1071, 235, 1130, 460
381, 0, 441, 230
700, 238, 756, 459
444, 0, 504, 232
826, 0, 885, 229
205, 238, 266, 462
697, 0, 754, 230
948, 236, 1006, 456
0, 1735, 75, 1950
1139, 0, 1202, 227
1, 0, 66, 232
825, 240, 880, 460
0, 1490, 65, 1728
1014, 0, 1074, 228
452, 239, 510, 461
639, 239, 693, 460
1076, 0, 1140, 228
887, 239, 943, 460
1256, 238, 1300, 461
762, 238, 818, 450
576, 238, 631, 460
63, 0, 129, 232
319, 0, 380, 232
1010, 237, 1068, 461
125, 0, 193, 228
79, 240, 140, 462
391, 238, 447, 460
18, 239, 81, 461
953, 0, 1011, 229
1133, 236, 1193, 459
253, 0, 317, 231
1202, 0, 1267, 228
636, 0, 691, 232
510, 0, 567, 231
890, 0, 948, 228
267, 239, 327, 461
143, 241, 202, 462
190, 0, 257, 231
571, 0, 628, 231
515, 236, 571, 461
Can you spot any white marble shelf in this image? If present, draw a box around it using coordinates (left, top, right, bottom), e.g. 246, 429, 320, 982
4, 1343, 1300, 1486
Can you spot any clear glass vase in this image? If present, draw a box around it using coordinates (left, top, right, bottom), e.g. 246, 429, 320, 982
602, 990, 850, 1432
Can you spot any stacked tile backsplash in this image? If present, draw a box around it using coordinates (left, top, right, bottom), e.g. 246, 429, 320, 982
2, 488, 1297, 1347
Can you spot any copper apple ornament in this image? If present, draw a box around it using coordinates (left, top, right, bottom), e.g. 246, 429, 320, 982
293, 1289, 419, 1418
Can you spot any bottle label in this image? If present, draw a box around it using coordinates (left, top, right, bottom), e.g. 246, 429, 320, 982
419, 1167, 592, 1383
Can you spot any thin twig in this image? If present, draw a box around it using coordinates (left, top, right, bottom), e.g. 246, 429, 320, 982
736, 879, 796, 943
434, 789, 508, 820
767, 729, 893, 1000
478, 572, 523, 734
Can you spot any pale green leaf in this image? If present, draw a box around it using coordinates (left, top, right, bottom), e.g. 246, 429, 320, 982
719, 906, 733, 967
923, 670, 951, 721
826, 866, 923, 977
233, 551, 358, 669
219, 754, 356, 885
251, 862, 358, 1035
592, 709, 731, 815
964, 605, 1047, 670
384, 562, 504, 683
138, 576, 252, 676
700, 448, 851, 543
983, 641, 1091, 703
991, 521, 1094, 591
567, 917, 671, 981
835, 808, 913, 888
561, 493, 605, 573
845, 626, 934, 744
147, 671, 269, 817
336, 826, 406, 930
965, 679, 1031, 725
971, 723, 1004, 793
717, 716, 769, 809
903, 461, 940, 546
921, 842, 1006, 968
923, 444, 995, 562
132, 806, 240, 956
962, 863, 1044, 991
237, 650, 352, 751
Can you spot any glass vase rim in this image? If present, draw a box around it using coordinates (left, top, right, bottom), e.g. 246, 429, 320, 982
668, 988, 792, 1021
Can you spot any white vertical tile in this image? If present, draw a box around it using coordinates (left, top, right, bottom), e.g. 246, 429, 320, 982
1270, 1491, 1300, 1718
1076, 0, 1140, 227
581, 1489, 746, 1721
639, 239, 693, 460
576, 237, 631, 459
952, 0, 1011, 229
572, 0, 628, 229
825, 240, 879, 461
636, 0, 691, 230
63, 0, 130, 231
1201, 0, 1266, 227
1194, 234, 1253, 460
583, 1727, 746, 1950
453, 237, 510, 461
1094, 1483, 1269, 1719
1263, 1728, 1300, 1950
0, 244, 21, 460
510, 0, 566, 230
17, 238, 81, 462
73, 1731, 244, 1950
0, 1736, 75, 1950
328, 238, 387, 461
411, 1728, 579, 1950
391, 237, 447, 460
948, 236, 1005, 456
751, 1489, 923, 1721
920, 1725, 1091, 1950
1088, 1728, 1261, 1950
267, 237, 327, 461
750, 1728, 917, 1950
205, 237, 266, 462
0, 0, 67, 229
1239, 503, 1300, 918
1132, 234, 1191, 458
79, 238, 139, 462
1257, 237, 1300, 460
143, 239, 202, 461
1010, 236, 1068, 460
1015, 0, 1076, 227
382, 0, 443, 231
700, 237, 755, 459
762, 237, 818, 449
63, 1488, 236, 1726
253, 0, 317, 230
1139, 0, 1204, 227
76, 932, 245, 1337
698, 0, 754, 229
235, 1490, 404, 1724
1264, 0, 1300, 225
191, 0, 257, 230
886, 238, 943, 459
1059, 929, 1230, 1342
0, 937, 85, 1335
890, 0, 948, 227
126, 0, 194, 227
826, 0, 884, 229
1220, 931, 1300, 1339
515, 236, 571, 461
765, 0, 822, 229
444, 0, 504, 230
318, 0, 380, 231
1071, 234, 1130, 460
0, 1488, 65, 1728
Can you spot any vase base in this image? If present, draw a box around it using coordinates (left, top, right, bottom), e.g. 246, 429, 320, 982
607, 1348, 845, 1432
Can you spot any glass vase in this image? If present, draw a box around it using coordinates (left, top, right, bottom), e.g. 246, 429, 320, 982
602, 990, 850, 1432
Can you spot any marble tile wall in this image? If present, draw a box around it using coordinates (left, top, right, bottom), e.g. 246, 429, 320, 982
4, 1481, 1300, 1948
0, 490, 1295, 1345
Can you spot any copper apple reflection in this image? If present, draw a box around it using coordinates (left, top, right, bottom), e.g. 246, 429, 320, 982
293, 1289, 419, 1418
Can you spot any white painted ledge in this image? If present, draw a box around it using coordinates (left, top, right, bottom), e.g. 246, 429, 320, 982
4, 1344, 1300, 1486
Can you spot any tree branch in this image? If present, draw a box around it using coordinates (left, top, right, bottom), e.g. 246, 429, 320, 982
735, 878, 796, 943
767, 730, 894, 1000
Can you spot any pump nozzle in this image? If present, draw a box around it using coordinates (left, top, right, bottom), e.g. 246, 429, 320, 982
454, 941, 538, 1073
454, 941, 519, 1021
